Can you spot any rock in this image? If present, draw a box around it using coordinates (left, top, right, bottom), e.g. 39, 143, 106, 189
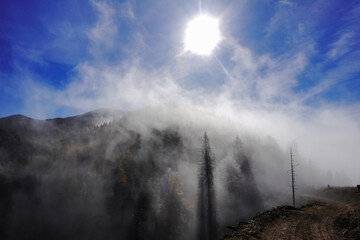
223, 205, 298, 239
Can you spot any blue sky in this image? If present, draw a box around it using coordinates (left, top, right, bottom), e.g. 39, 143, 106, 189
0, 0, 360, 182
0, 0, 359, 119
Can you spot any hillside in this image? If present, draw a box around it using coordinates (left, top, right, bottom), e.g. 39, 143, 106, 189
0, 106, 338, 240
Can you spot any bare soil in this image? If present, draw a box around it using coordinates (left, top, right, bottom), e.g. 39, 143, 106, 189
223, 187, 360, 240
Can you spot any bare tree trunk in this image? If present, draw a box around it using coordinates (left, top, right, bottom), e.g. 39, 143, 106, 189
290, 148, 296, 208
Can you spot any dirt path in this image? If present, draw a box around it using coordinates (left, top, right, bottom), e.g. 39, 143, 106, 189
259, 202, 348, 240
224, 188, 360, 240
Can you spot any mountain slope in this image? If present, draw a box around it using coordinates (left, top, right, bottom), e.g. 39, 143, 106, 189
0, 106, 309, 240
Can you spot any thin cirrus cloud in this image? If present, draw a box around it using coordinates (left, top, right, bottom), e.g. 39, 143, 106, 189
87, 0, 117, 50
327, 31, 355, 60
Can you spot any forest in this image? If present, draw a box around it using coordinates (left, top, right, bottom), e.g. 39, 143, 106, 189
0, 106, 319, 240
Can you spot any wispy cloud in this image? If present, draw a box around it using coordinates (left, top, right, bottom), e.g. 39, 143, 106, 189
279, 0, 294, 6
87, 0, 117, 54
119, 1, 136, 20
54, 62, 188, 112
224, 40, 308, 103
327, 31, 355, 60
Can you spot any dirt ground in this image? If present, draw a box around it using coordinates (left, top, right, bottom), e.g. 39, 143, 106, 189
259, 202, 347, 240
223, 187, 360, 240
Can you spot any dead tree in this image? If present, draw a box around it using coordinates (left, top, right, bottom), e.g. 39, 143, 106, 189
289, 148, 296, 208
197, 133, 217, 240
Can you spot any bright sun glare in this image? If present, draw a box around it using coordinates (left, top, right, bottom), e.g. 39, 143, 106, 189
184, 15, 221, 55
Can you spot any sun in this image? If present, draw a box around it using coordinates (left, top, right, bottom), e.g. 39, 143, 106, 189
184, 15, 221, 55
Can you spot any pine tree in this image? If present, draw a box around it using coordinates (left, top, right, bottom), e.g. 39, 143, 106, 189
127, 192, 151, 240
197, 132, 217, 240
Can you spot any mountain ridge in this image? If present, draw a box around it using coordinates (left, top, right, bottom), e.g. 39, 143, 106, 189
0, 105, 330, 240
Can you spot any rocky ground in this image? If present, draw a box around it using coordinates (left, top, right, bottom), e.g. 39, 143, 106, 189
223, 187, 360, 240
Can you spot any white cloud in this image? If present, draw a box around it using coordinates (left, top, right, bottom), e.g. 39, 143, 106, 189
119, 1, 136, 20
17, 0, 360, 185
328, 31, 354, 60
224, 40, 307, 103
87, 0, 117, 53
279, 0, 294, 6
53, 62, 190, 112
13, 47, 45, 65
19, 36, 357, 185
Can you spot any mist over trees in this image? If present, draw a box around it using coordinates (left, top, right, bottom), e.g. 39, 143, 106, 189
225, 137, 263, 221
0, 106, 330, 240
197, 133, 217, 240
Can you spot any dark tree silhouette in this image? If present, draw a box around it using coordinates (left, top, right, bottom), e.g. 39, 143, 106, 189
127, 191, 153, 240
197, 133, 217, 240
